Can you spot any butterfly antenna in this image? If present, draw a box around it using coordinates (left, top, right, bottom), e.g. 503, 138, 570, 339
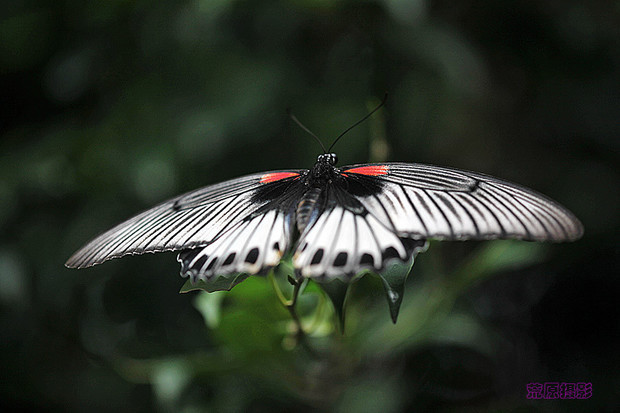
287, 109, 328, 154
328, 93, 388, 152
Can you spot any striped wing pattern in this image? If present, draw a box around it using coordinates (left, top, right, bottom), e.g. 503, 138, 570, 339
66, 160, 582, 282
178, 209, 293, 282
65, 170, 303, 269
345, 163, 583, 242
293, 204, 428, 279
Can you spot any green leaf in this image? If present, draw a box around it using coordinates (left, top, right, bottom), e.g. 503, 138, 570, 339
193, 291, 226, 329
316, 279, 350, 333
377, 254, 416, 324
179, 273, 249, 293
451, 241, 547, 291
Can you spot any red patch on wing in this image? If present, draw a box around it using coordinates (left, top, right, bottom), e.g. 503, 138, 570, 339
342, 165, 389, 176
259, 172, 300, 184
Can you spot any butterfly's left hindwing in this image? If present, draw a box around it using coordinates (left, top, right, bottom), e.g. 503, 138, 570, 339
177, 208, 293, 282
178, 176, 307, 280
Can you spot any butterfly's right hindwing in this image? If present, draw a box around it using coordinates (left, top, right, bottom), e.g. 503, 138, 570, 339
293, 185, 428, 280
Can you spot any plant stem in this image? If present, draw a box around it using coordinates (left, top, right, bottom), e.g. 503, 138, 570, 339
287, 278, 320, 357
269, 270, 289, 306
268, 271, 305, 335
286, 278, 304, 337
269, 271, 318, 354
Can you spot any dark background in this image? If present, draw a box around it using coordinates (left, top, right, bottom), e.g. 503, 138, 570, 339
1, 0, 618, 412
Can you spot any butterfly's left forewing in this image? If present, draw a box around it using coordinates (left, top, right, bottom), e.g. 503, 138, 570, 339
65, 170, 305, 270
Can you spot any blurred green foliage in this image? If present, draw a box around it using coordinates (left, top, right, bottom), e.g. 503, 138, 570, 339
1, 0, 618, 411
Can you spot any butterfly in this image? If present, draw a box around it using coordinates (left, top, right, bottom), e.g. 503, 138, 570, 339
65, 152, 583, 283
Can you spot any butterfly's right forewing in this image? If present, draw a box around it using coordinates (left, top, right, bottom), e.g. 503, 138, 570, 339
345, 162, 583, 242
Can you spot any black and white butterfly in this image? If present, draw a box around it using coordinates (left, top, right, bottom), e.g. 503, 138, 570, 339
66, 151, 583, 283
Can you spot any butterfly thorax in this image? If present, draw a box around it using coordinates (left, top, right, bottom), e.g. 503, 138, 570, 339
296, 153, 340, 233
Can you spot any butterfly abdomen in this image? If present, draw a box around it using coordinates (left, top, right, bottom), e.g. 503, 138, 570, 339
296, 187, 322, 234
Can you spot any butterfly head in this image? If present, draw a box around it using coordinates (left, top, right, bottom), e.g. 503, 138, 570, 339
308, 153, 339, 186
317, 153, 338, 166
